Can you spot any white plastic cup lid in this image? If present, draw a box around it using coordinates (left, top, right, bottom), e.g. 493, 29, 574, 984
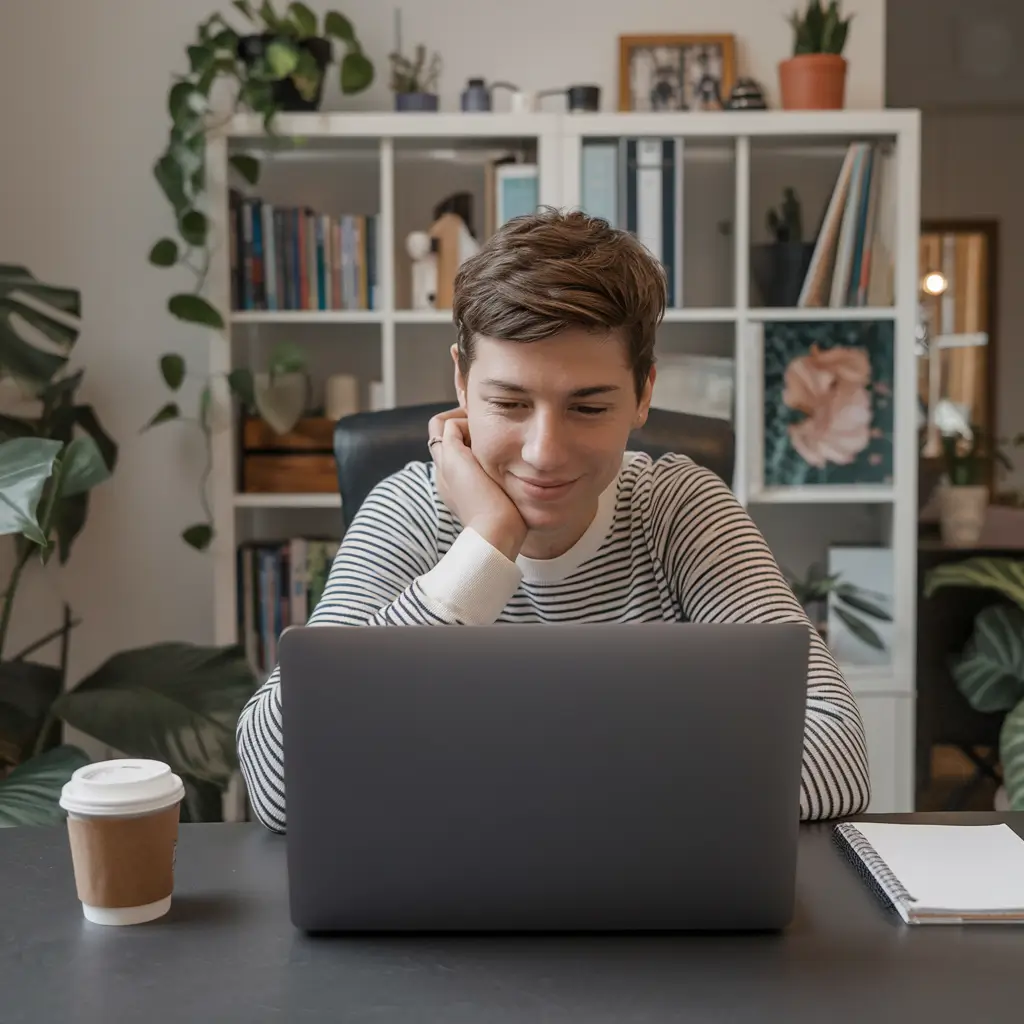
59, 758, 185, 818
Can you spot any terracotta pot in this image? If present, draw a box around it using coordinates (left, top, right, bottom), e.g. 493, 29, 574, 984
778, 54, 848, 110
938, 484, 989, 548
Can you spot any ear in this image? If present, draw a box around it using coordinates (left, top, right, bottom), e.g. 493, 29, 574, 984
633, 366, 656, 428
451, 343, 468, 410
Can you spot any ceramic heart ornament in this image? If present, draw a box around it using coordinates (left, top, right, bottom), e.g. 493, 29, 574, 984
253, 371, 308, 435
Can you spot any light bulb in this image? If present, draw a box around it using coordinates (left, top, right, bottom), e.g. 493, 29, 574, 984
922, 271, 948, 296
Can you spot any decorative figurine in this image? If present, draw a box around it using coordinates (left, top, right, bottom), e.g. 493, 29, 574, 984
725, 77, 769, 110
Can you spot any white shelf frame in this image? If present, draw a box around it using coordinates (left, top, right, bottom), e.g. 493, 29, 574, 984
205, 109, 921, 813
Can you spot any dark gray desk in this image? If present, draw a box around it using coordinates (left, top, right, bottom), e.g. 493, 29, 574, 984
3, 814, 1023, 1023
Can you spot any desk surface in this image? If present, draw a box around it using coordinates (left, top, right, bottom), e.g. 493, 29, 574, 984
3, 814, 1023, 1023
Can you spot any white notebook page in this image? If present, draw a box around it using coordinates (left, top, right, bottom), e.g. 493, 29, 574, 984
853, 823, 1024, 912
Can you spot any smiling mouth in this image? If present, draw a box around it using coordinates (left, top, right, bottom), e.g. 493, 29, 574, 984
515, 476, 578, 498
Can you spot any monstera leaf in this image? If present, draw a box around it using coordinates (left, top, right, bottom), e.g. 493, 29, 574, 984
52, 642, 258, 786
0, 265, 80, 394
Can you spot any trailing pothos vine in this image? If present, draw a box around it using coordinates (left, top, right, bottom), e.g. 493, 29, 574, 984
144, 1, 373, 551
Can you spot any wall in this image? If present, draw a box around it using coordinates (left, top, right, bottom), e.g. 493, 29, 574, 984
0, 0, 887, 692
888, 0, 1024, 489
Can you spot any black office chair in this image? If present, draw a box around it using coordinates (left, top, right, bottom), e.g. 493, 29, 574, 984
334, 401, 734, 530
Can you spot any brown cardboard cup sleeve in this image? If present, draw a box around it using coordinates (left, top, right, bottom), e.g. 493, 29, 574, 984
67, 803, 180, 909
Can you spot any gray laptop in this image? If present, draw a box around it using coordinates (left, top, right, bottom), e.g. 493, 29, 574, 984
278, 621, 809, 934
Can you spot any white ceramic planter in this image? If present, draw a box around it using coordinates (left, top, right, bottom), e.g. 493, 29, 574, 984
938, 484, 989, 548
254, 372, 308, 435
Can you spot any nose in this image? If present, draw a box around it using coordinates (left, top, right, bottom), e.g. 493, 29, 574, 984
521, 408, 571, 472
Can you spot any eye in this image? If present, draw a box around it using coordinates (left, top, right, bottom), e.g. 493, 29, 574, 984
488, 400, 524, 411
574, 406, 608, 416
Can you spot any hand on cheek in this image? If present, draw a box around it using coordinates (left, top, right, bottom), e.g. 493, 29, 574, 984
427, 408, 528, 561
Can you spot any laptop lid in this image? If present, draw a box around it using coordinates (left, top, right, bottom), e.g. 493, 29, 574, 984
279, 621, 809, 933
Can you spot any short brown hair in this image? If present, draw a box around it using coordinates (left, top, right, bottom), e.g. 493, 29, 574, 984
452, 208, 666, 399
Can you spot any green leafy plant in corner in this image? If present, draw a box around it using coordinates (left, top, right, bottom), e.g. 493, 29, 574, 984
788, 0, 853, 56
925, 558, 1024, 810
0, 271, 258, 827
148, 1, 372, 550
787, 563, 892, 651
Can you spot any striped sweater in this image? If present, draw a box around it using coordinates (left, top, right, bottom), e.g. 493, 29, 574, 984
236, 451, 871, 833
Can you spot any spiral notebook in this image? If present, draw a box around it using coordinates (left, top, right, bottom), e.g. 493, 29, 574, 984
834, 821, 1024, 924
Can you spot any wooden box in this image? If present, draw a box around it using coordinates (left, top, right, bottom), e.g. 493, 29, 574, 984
239, 416, 339, 494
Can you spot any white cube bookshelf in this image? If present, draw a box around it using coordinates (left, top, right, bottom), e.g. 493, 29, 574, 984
204, 109, 921, 813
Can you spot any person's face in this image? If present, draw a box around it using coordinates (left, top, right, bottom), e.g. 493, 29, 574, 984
453, 328, 655, 558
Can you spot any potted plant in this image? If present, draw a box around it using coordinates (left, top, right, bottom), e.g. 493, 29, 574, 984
751, 187, 814, 307
389, 43, 442, 111
935, 426, 1011, 547
0, 271, 258, 826
147, 3, 371, 549
925, 557, 1024, 810
779, 0, 852, 110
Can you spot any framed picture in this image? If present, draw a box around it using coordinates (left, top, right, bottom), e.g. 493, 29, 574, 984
757, 319, 895, 489
618, 34, 736, 112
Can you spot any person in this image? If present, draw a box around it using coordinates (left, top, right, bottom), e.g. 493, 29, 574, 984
236, 208, 871, 834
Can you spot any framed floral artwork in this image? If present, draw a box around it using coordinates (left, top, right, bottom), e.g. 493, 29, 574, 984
618, 34, 736, 112
761, 320, 895, 487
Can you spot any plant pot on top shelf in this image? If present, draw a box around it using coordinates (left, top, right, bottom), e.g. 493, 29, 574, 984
390, 43, 441, 112
237, 34, 333, 111
395, 91, 439, 111
779, 1, 851, 110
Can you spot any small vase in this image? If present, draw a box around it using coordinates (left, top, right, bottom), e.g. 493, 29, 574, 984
254, 372, 308, 436
395, 92, 439, 112
778, 54, 847, 110
938, 484, 989, 548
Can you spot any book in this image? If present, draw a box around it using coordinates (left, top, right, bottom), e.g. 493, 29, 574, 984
834, 821, 1024, 924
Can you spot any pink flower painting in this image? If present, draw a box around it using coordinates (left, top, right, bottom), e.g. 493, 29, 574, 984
763, 322, 894, 487
782, 344, 872, 468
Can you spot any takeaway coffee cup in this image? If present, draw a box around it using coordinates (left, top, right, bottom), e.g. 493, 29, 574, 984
59, 758, 185, 926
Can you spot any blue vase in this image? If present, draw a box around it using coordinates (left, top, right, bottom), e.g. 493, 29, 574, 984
395, 92, 439, 112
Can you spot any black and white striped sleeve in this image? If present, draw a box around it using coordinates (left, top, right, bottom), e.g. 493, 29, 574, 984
235, 463, 523, 833
647, 455, 871, 822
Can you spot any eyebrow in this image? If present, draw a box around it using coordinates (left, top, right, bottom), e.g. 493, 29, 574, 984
479, 379, 621, 398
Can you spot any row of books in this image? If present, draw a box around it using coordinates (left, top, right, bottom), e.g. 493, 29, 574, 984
229, 190, 380, 312
237, 538, 339, 674
797, 141, 894, 308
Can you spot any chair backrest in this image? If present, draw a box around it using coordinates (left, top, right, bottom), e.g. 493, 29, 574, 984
333, 401, 734, 529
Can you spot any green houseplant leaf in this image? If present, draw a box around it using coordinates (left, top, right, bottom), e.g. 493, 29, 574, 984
924, 557, 1024, 612
0, 744, 91, 827
149, 239, 179, 267
52, 642, 258, 786
950, 604, 1024, 714
54, 435, 111, 498
1000, 700, 1024, 810
168, 293, 225, 330
0, 437, 61, 545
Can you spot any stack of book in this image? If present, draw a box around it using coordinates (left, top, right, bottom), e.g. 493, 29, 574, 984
797, 141, 895, 308
229, 190, 380, 312
237, 538, 339, 674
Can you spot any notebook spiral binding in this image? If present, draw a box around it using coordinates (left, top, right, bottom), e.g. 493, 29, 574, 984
833, 823, 916, 914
